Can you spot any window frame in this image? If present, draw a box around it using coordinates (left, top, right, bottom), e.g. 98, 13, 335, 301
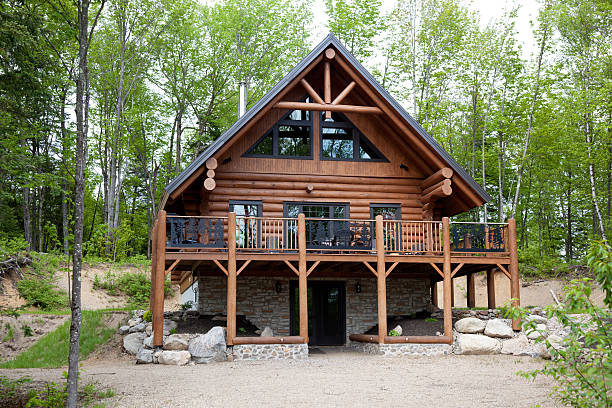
319, 112, 388, 162
369, 203, 402, 220
243, 100, 313, 160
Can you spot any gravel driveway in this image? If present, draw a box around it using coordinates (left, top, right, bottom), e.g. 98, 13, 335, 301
1, 350, 560, 407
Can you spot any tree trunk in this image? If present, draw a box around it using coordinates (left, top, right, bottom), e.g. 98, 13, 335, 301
566, 171, 573, 261
22, 187, 31, 251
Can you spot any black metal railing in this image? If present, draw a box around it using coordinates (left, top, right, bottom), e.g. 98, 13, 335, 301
450, 222, 507, 252
166, 216, 226, 249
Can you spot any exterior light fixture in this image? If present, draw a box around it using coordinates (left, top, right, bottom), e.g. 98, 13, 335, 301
275, 281, 282, 294
355, 282, 361, 293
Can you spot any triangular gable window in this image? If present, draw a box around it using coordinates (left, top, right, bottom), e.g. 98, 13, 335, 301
244, 97, 313, 159
320, 112, 387, 162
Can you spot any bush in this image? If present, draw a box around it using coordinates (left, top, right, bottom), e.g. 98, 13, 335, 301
505, 241, 612, 408
0, 235, 29, 258
17, 279, 68, 311
143, 310, 152, 322
94, 271, 172, 309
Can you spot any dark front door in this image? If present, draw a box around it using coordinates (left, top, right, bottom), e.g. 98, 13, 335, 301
290, 281, 346, 346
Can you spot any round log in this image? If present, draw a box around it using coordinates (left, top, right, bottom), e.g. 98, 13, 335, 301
422, 178, 451, 196
324, 48, 336, 60
421, 167, 453, 190
204, 177, 216, 191
306, 184, 314, 193
206, 169, 215, 178
205, 157, 218, 170
421, 183, 452, 203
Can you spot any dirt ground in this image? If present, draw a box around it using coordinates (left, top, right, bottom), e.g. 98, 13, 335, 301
0, 314, 69, 362
0, 352, 560, 408
435, 270, 607, 309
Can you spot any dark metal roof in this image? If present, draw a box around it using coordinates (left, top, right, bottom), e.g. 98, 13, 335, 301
164, 33, 491, 203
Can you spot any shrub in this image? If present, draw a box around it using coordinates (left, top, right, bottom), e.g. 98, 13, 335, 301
94, 271, 172, 309
181, 301, 194, 311
22, 325, 33, 337
17, 279, 68, 311
0, 236, 29, 258
505, 241, 612, 408
3, 323, 14, 342
388, 329, 400, 336
425, 317, 437, 323
143, 310, 152, 322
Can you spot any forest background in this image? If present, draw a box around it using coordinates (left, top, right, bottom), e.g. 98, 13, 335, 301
1, 0, 610, 275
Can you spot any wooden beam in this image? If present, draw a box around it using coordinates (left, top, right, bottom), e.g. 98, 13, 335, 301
421, 182, 452, 203
153, 210, 166, 347
508, 218, 520, 330
497, 263, 511, 279
376, 215, 387, 344
383, 335, 452, 344
306, 260, 320, 277
362, 261, 377, 277
429, 262, 443, 278
451, 262, 465, 278
300, 78, 324, 104
331, 81, 356, 105
421, 168, 453, 190
442, 217, 452, 341
348, 334, 378, 343
232, 336, 305, 345
226, 212, 237, 346
204, 178, 216, 191
431, 280, 438, 307
206, 169, 215, 178
205, 157, 217, 170
467, 272, 476, 308
236, 260, 251, 276
298, 214, 308, 343
487, 268, 496, 309
149, 220, 158, 313
283, 260, 299, 276
213, 259, 228, 276
273, 101, 382, 114
422, 178, 451, 197
165, 259, 180, 277
324, 61, 331, 119
385, 261, 399, 277
324, 48, 335, 60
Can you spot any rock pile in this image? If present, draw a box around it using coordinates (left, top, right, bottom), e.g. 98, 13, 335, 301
119, 310, 227, 365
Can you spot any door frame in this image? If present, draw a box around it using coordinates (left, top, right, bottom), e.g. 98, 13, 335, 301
289, 280, 347, 346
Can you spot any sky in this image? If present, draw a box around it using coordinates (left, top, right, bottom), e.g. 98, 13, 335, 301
309, 0, 541, 58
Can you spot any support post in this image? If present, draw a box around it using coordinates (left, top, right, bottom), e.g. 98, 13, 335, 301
442, 217, 452, 340
298, 214, 308, 343
431, 280, 438, 308
450, 277, 455, 307
153, 211, 166, 347
227, 212, 237, 345
375, 215, 387, 344
486, 269, 496, 309
467, 272, 475, 308
149, 220, 157, 313
508, 218, 520, 330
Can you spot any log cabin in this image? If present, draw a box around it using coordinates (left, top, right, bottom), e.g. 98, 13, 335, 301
149, 34, 520, 354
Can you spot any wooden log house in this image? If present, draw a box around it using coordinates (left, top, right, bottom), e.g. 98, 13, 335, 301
150, 34, 520, 349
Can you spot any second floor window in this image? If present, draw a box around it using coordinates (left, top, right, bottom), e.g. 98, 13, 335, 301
320, 112, 387, 162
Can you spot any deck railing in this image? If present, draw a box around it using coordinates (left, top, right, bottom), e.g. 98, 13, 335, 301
165, 214, 508, 255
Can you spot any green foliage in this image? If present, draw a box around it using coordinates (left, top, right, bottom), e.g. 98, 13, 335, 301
21, 324, 33, 337
17, 279, 68, 311
425, 317, 437, 323
93, 270, 172, 308
169, 328, 177, 335
238, 327, 246, 334
518, 246, 569, 278
0, 376, 32, 405
180, 301, 194, 311
0, 310, 115, 368
505, 242, 612, 407
586, 241, 612, 305
25, 381, 67, 408
3, 323, 14, 342
388, 329, 400, 336
143, 310, 152, 322
0, 236, 29, 257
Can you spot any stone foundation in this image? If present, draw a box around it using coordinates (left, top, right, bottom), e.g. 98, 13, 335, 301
231, 344, 309, 360
350, 342, 451, 356
198, 275, 430, 342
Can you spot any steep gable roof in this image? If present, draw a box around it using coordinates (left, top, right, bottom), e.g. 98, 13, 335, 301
163, 33, 490, 207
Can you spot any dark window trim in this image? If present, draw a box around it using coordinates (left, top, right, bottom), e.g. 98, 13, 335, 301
369, 203, 402, 220
282, 201, 350, 219
229, 200, 263, 217
319, 112, 389, 162
243, 98, 313, 160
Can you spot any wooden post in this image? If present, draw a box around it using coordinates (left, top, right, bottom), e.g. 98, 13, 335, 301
508, 218, 520, 330
375, 215, 387, 344
442, 217, 452, 340
431, 280, 438, 308
467, 272, 475, 308
324, 61, 331, 119
486, 268, 496, 309
149, 220, 157, 313
298, 214, 308, 343
450, 277, 455, 307
153, 210, 166, 347
227, 212, 237, 345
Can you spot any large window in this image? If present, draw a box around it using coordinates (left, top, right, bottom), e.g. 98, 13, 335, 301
230, 200, 262, 248
320, 112, 387, 162
284, 202, 349, 249
244, 98, 313, 159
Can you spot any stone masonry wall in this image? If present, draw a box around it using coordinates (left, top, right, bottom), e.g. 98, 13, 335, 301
198, 275, 430, 343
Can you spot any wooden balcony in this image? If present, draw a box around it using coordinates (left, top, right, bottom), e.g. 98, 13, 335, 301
149, 212, 520, 348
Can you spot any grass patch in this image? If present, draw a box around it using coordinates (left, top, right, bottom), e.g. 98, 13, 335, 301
93, 270, 172, 308
0, 310, 114, 369
16, 253, 68, 311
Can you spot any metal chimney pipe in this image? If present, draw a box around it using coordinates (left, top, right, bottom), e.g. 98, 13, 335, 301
238, 81, 247, 118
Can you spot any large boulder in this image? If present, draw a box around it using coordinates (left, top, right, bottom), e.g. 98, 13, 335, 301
455, 334, 501, 355
157, 350, 191, 366
119, 325, 130, 335
188, 327, 227, 364
525, 314, 548, 324
143, 335, 154, 349
163, 319, 178, 336
501, 334, 531, 355
526, 323, 548, 340
164, 334, 189, 350
391, 325, 403, 335
123, 332, 146, 355
145, 324, 153, 336
484, 319, 514, 339
129, 323, 146, 333
136, 349, 154, 364
260, 326, 274, 337
127, 317, 142, 327
455, 318, 486, 334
